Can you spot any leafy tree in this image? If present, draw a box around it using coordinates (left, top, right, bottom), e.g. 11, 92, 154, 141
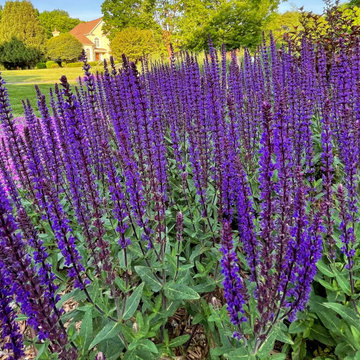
349, 0, 360, 6
0, 37, 43, 69
0, 1, 46, 51
102, 0, 280, 51
173, 0, 280, 50
265, 11, 302, 42
110, 27, 166, 61
101, 0, 160, 38
46, 33, 83, 63
39, 10, 82, 39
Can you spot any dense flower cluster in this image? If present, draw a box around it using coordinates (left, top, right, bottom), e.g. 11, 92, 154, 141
0, 37, 359, 357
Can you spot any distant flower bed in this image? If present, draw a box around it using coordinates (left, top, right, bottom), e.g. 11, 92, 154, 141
0, 38, 360, 359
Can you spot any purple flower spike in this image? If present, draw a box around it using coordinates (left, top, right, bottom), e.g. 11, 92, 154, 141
0, 263, 24, 360
220, 221, 247, 336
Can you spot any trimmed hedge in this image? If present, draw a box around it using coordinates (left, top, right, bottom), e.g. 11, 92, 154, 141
35, 62, 46, 69
45, 60, 59, 69
66, 61, 83, 68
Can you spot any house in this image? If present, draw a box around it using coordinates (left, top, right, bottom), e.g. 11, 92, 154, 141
69, 18, 110, 61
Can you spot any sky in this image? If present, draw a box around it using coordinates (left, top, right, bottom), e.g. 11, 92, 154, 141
0, 0, 349, 21
278, 0, 346, 13
0, 0, 103, 21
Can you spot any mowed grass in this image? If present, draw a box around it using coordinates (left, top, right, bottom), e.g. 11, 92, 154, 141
1, 67, 103, 84
1, 66, 103, 117
6, 84, 54, 117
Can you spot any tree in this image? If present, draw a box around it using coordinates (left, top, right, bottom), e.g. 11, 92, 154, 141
349, 0, 360, 6
101, 0, 160, 38
0, 37, 43, 69
102, 0, 280, 51
46, 33, 83, 63
39, 10, 82, 39
265, 11, 302, 42
172, 0, 280, 51
110, 27, 166, 61
0, 1, 46, 52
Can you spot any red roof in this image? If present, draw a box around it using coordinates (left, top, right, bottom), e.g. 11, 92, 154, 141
70, 17, 102, 45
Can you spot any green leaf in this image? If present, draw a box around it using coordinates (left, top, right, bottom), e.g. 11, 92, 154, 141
309, 324, 335, 347
123, 283, 144, 320
169, 334, 190, 347
134, 266, 162, 292
316, 277, 336, 291
79, 308, 93, 353
211, 344, 234, 357
128, 339, 158, 354
118, 323, 135, 343
123, 349, 144, 360
322, 303, 360, 331
334, 271, 351, 296
89, 322, 121, 349
164, 282, 200, 300
351, 325, 360, 346
256, 328, 278, 358
288, 321, 308, 334
310, 297, 342, 331
193, 281, 216, 293
35, 342, 48, 359
270, 354, 286, 360
292, 336, 307, 360
276, 329, 294, 345
226, 347, 253, 359
335, 341, 357, 358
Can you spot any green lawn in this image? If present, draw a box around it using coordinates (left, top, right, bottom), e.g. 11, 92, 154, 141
6, 84, 54, 117
1, 67, 103, 117
1, 67, 103, 84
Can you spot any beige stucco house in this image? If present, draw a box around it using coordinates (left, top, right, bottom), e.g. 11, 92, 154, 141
69, 18, 110, 61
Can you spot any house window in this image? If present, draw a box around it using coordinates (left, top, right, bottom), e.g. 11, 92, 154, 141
94, 37, 100, 48
86, 48, 91, 61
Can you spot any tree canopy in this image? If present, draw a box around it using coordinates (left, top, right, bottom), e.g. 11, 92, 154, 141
349, 0, 360, 6
0, 1, 46, 52
102, 0, 280, 51
265, 11, 302, 42
101, 0, 160, 39
0, 37, 43, 69
110, 27, 166, 61
174, 0, 280, 50
39, 10, 81, 38
46, 33, 83, 63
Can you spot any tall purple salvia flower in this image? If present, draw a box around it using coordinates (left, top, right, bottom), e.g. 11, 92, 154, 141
0, 183, 77, 358
0, 73, 34, 197
284, 170, 322, 321
320, 101, 336, 259
337, 184, 356, 271
257, 101, 276, 328
220, 221, 247, 340
35, 85, 62, 187
233, 156, 259, 285
60, 75, 113, 281
0, 263, 24, 360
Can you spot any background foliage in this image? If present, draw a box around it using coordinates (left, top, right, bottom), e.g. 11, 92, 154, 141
101, 0, 160, 39
39, 10, 81, 39
172, 0, 280, 50
46, 33, 83, 63
0, 0, 46, 52
0, 37, 43, 70
110, 27, 166, 61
